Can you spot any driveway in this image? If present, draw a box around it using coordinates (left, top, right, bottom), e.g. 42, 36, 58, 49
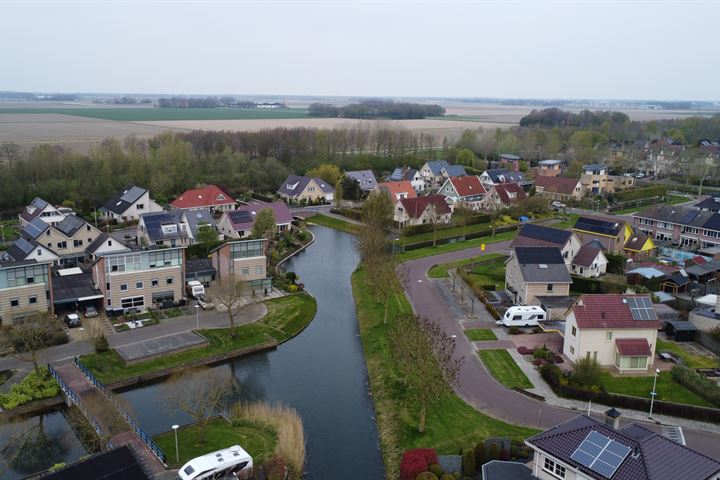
403, 242, 720, 460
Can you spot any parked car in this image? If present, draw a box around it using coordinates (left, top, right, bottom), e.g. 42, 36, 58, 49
657, 351, 683, 364
551, 201, 566, 210
64, 313, 81, 328
196, 295, 214, 310
83, 305, 98, 318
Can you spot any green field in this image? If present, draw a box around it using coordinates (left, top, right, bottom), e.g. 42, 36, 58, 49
599, 371, 712, 407
0, 107, 310, 122
461, 256, 509, 292
477, 350, 533, 389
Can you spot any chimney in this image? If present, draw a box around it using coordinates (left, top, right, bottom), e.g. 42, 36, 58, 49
605, 407, 621, 430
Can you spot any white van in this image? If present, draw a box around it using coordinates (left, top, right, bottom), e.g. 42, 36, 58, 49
185, 280, 205, 299
498, 306, 546, 327
177, 445, 253, 480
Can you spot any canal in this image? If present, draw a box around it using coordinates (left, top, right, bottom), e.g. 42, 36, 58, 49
0, 226, 385, 479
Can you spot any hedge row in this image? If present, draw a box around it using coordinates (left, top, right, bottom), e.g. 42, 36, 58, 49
670, 366, 720, 408
401, 214, 492, 236
613, 185, 668, 202
540, 364, 720, 423
571, 275, 627, 294
403, 224, 516, 251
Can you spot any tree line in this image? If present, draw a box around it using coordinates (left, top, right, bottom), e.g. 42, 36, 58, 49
156, 96, 259, 108
309, 100, 445, 119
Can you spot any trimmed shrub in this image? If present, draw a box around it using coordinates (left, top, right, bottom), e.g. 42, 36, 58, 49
400, 454, 427, 480
613, 185, 667, 202
287, 284, 298, 293
0, 369, 61, 410
517, 346, 535, 355
428, 464, 444, 477
485, 303, 501, 320
671, 366, 720, 407
474, 442, 487, 467
416, 472, 439, 480
95, 335, 109, 353
533, 358, 545, 367
462, 449, 476, 476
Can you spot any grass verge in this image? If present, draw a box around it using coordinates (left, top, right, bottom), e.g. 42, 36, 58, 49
461, 256, 509, 292
307, 214, 359, 235
464, 329, 497, 341
477, 350, 533, 389
399, 222, 496, 246
80, 293, 317, 384
398, 230, 517, 262
352, 266, 537, 479
154, 416, 277, 469
599, 371, 712, 408
427, 253, 505, 279
656, 339, 719, 369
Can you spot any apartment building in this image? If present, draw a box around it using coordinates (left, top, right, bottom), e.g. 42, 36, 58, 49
0, 259, 53, 326
210, 239, 272, 295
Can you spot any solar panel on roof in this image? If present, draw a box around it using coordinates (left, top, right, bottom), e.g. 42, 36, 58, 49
229, 211, 254, 223
570, 431, 630, 479
57, 215, 84, 236
24, 217, 48, 239
15, 237, 34, 255
625, 297, 656, 321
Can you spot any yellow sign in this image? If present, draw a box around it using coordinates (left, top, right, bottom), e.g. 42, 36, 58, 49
481, 243, 486, 251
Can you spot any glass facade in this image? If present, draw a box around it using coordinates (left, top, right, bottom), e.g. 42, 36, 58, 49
0, 264, 49, 288
105, 248, 182, 274
230, 240, 265, 259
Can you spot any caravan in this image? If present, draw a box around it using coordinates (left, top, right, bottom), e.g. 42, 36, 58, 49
497, 306, 546, 327
177, 445, 253, 480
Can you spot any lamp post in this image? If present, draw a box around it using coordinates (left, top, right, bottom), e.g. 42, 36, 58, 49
649, 368, 660, 418
172, 424, 179, 463
414, 279, 422, 304
195, 303, 200, 330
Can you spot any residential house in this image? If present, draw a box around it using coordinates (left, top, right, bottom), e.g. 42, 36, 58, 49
18, 197, 73, 227
526, 413, 720, 480
695, 194, 720, 213
570, 244, 607, 278
376, 181, 417, 203
580, 164, 635, 194
499, 153, 521, 172
479, 168, 526, 187
277, 175, 334, 204
86, 233, 131, 260
633, 204, 720, 250
510, 224, 582, 267
482, 183, 526, 211
182, 209, 217, 243
210, 239, 272, 295
563, 294, 661, 372
505, 247, 572, 306
344, 170, 378, 192
537, 159, 563, 177
388, 167, 425, 192
20, 215, 103, 266
0, 257, 53, 326
5, 237, 59, 264
136, 211, 191, 247
534, 176, 583, 202
623, 232, 655, 257
217, 201, 293, 239
437, 176, 486, 211
91, 246, 185, 314
572, 216, 631, 254
169, 184, 236, 212
394, 195, 451, 228
644, 138, 686, 177
419, 160, 467, 185
100, 186, 163, 223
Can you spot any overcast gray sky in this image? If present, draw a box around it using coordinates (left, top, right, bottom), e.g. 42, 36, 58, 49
1, 0, 716, 100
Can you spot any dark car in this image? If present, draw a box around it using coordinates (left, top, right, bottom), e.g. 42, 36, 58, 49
64, 313, 81, 328
657, 351, 683, 365
83, 305, 98, 318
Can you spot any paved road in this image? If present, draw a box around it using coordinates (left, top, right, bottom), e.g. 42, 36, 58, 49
403, 242, 720, 460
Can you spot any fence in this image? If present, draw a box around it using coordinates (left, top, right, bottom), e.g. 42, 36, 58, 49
48, 364, 106, 441
73, 357, 167, 464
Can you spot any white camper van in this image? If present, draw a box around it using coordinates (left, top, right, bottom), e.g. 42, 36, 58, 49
497, 306, 546, 327
177, 445, 253, 480
185, 280, 205, 299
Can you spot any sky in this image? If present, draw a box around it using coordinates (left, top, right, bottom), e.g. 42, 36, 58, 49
0, 0, 717, 100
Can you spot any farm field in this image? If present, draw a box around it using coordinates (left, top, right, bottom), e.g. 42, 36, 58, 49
0, 107, 310, 121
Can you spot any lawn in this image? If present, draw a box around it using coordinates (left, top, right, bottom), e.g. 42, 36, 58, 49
400, 222, 496, 246
154, 416, 277, 469
550, 214, 580, 229
80, 293, 317, 384
427, 252, 506, 279
352, 266, 537, 479
0, 107, 309, 121
0, 220, 18, 241
398, 230, 517, 262
612, 195, 690, 215
599, 371, 712, 408
307, 214, 359, 235
464, 329, 497, 341
656, 339, 720, 369
477, 350, 533, 389
461, 256, 509, 291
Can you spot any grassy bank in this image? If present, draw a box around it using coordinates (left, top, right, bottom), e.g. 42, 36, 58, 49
477, 350, 533, 390
428, 253, 505, 279
307, 214, 359, 235
460, 255, 509, 292
154, 416, 277, 469
656, 339, 719, 369
398, 230, 517, 262
599, 371, 712, 408
81, 294, 317, 384
352, 266, 537, 479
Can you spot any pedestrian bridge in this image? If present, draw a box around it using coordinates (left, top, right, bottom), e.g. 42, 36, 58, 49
49, 358, 167, 475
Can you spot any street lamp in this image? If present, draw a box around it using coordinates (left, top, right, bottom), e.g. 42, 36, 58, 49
649, 368, 660, 418
414, 279, 422, 304
172, 424, 179, 463
195, 303, 200, 330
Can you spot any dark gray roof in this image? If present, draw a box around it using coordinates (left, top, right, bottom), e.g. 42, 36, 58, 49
55, 215, 87, 237
345, 170, 378, 191
52, 270, 103, 304
527, 415, 720, 480
6, 237, 42, 261
446, 164, 467, 176
485, 168, 524, 183
574, 216, 624, 236
43, 445, 154, 480
536, 295, 576, 308
634, 205, 707, 227
515, 224, 572, 246
481, 460, 536, 480
514, 247, 572, 283
539, 159, 563, 166
666, 320, 698, 331
182, 208, 215, 237
424, 160, 450, 175
185, 258, 215, 275
665, 273, 690, 286
500, 153, 521, 161
22, 217, 49, 239
102, 185, 148, 215
277, 175, 334, 197
695, 197, 720, 212
140, 211, 188, 243
583, 163, 607, 172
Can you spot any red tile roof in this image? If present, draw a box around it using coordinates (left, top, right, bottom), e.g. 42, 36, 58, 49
534, 175, 580, 195
399, 195, 450, 219
170, 185, 235, 209
615, 338, 652, 356
493, 183, 526, 205
449, 176, 486, 197
572, 294, 662, 329
378, 181, 417, 203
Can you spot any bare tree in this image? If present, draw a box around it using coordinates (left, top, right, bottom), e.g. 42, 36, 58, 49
453, 203, 475, 239
163, 367, 234, 443
0, 142, 21, 167
0, 314, 59, 373
207, 279, 248, 336
425, 202, 448, 247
